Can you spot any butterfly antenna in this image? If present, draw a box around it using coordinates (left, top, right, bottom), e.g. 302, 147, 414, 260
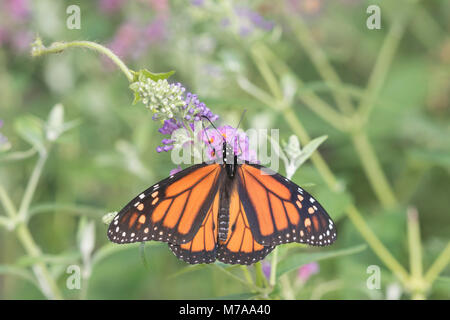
201, 115, 225, 143
235, 109, 247, 132
230, 109, 247, 154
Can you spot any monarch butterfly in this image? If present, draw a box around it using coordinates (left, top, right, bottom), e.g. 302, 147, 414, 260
107, 126, 337, 265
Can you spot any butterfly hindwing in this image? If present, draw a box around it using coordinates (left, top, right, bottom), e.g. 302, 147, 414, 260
217, 186, 275, 265
107, 163, 223, 245
237, 163, 337, 247
168, 190, 220, 264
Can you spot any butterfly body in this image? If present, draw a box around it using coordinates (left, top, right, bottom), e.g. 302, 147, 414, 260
108, 140, 337, 265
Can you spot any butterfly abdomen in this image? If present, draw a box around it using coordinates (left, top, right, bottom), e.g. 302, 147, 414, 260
217, 175, 235, 242
218, 207, 229, 242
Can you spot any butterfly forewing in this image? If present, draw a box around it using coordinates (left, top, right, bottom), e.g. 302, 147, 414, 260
237, 163, 337, 247
107, 163, 223, 245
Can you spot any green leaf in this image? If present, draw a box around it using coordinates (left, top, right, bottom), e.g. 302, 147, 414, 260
14, 115, 46, 154
276, 244, 367, 278
129, 82, 142, 105
294, 135, 328, 168
0, 148, 37, 162
45, 103, 81, 142
45, 103, 64, 141
137, 69, 175, 82
129, 69, 175, 106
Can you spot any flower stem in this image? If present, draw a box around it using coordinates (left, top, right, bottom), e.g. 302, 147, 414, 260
240, 266, 254, 287
31, 38, 134, 82
17, 153, 48, 221
358, 3, 415, 123
351, 130, 397, 208
346, 204, 409, 285
15, 223, 63, 299
407, 207, 423, 283
0, 151, 63, 299
424, 243, 450, 284
269, 247, 278, 287
254, 43, 398, 208
0, 184, 17, 219
286, 12, 354, 114
254, 262, 268, 289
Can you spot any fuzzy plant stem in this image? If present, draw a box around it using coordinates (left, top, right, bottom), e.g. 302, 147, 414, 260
0, 152, 63, 299
31, 38, 134, 83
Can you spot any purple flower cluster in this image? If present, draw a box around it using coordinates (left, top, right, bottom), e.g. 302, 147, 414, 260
235, 6, 274, 32
200, 125, 257, 162
220, 5, 274, 37
154, 87, 219, 154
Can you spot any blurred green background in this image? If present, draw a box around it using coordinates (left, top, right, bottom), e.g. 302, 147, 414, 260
0, 0, 449, 299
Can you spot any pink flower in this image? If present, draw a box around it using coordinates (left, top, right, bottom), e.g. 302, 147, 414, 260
297, 262, 319, 282
107, 18, 167, 63
200, 125, 258, 163
169, 166, 182, 175
98, 0, 126, 14
5, 0, 30, 21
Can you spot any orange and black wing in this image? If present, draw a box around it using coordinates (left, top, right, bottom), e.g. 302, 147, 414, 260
168, 190, 220, 264
217, 187, 275, 265
107, 163, 223, 245
236, 163, 337, 247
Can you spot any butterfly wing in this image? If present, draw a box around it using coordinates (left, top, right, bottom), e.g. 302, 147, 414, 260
107, 163, 223, 245
236, 163, 337, 246
168, 190, 220, 264
217, 186, 275, 265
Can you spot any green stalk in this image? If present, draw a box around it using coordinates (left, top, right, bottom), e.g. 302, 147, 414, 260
358, 4, 414, 123
0, 185, 17, 219
0, 153, 63, 299
254, 262, 268, 289
351, 131, 397, 208
269, 247, 278, 287
424, 243, 450, 285
17, 153, 48, 221
407, 207, 423, 283
240, 266, 255, 287
250, 44, 351, 132
31, 38, 134, 83
407, 207, 427, 299
346, 205, 409, 285
16, 223, 63, 299
255, 43, 398, 208
286, 13, 354, 114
